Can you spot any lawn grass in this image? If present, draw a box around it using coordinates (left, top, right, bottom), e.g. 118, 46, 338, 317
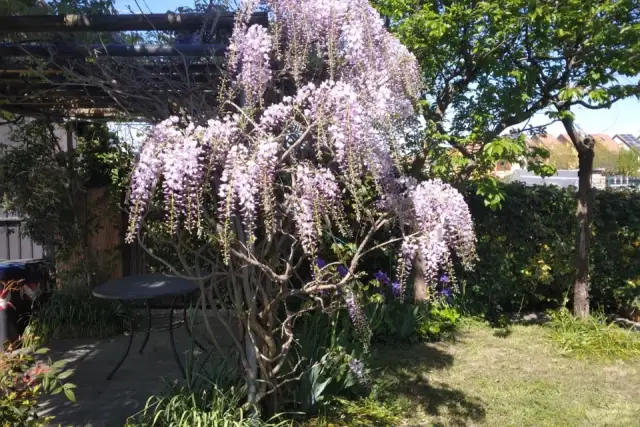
368, 320, 640, 427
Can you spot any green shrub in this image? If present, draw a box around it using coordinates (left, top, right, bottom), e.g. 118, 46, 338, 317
0, 342, 75, 427
309, 396, 402, 427
288, 309, 372, 415
547, 309, 640, 360
367, 299, 460, 344
25, 283, 129, 344
461, 183, 640, 318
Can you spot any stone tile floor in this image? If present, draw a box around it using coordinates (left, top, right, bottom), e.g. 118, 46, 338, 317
38, 310, 233, 427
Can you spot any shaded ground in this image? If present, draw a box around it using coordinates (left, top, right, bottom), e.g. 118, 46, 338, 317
38, 310, 234, 427
373, 321, 640, 427
40, 317, 640, 427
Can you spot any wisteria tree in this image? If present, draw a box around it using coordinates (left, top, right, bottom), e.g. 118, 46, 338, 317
126, 0, 476, 412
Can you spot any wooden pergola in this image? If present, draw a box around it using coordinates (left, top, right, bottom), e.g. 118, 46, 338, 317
0, 11, 268, 121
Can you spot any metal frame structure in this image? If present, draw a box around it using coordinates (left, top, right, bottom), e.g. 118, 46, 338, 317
0, 11, 268, 120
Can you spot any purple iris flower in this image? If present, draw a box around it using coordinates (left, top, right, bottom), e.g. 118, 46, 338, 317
337, 265, 348, 277
439, 287, 453, 298
440, 274, 450, 284
314, 257, 327, 269
391, 281, 402, 298
375, 270, 391, 285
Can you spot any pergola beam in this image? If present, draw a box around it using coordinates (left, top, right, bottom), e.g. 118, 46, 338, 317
0, 44, 227, 58
0, 12, 268, 33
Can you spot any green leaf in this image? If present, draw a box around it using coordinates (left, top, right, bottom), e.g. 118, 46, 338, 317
58, 369, 74, 380
63, 387, 76, 402
52, 360, 67, 370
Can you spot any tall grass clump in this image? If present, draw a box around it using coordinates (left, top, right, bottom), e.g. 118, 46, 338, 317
126, 349, 292, 427
547, 309, 640, 360
25, 282, 128, 344
126, 385, 291, 427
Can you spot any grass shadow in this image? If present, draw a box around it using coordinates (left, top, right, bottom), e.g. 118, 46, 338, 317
372, 342, 486, 426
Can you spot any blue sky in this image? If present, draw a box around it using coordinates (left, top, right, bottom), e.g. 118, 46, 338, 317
117, 0, 640, 137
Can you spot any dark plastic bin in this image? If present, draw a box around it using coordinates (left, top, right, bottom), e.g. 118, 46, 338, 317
0, 260, 47, 345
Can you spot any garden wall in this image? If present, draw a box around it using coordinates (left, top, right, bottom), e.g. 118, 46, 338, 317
461, 183, 640, 319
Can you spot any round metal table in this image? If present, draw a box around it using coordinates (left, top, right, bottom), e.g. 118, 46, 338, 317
92, 273, 203, 380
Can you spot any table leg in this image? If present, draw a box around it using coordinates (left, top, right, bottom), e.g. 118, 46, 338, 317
183, 293, 206, 351
139, 299, 151, 354
107, 299, 133, 380
169, 296, 186, 378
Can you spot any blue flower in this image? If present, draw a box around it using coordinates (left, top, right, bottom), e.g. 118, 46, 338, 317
337, 265, 348, 277
375, 270, 390, 285
391, 281, 402, 298
439, 274, 450, 284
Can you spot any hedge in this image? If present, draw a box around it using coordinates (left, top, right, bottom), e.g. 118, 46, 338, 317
460, 183, 640, 318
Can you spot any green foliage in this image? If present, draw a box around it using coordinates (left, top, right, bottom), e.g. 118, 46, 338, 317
461, 183, 640, 318
311, 397, 402, 427
24, 282, 128, 343
289, 310, 371, 414
615, 149, 640, 177
126, 386, 291, 427
0, 342, 75, 427
547, 309, 640, 361
367, 300, 460, 344
0, 120, 132, 269
374, 0, 639, 209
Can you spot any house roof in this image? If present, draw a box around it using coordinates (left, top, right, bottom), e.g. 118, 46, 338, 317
614, 134, 640, 151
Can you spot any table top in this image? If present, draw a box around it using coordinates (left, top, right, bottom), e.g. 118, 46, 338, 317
92, 273, 200, 300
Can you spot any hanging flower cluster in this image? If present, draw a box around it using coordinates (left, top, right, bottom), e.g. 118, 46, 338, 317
289, 165, 344, 254
397, 180, 477, 289
126, 0, 475, 299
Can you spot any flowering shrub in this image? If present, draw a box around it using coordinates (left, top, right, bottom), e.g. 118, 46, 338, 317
127, 0, 475, 411
0, 342, 75, 427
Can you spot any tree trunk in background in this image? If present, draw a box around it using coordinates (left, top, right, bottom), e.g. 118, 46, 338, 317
560, 113, 595, 319
574, 146, 594, 318
413, 254, 428, 301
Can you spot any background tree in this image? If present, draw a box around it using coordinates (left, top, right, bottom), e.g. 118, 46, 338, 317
517, 0, 640, 318
616, 149, 640, 177
375, 0, 640, 314
547, 141, 578, 169
373, 0, 554, 191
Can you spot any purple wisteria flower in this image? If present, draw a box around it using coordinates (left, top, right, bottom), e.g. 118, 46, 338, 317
345, 290, 370, 344
123, 0, 476, 353
349, 358, 365, 379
